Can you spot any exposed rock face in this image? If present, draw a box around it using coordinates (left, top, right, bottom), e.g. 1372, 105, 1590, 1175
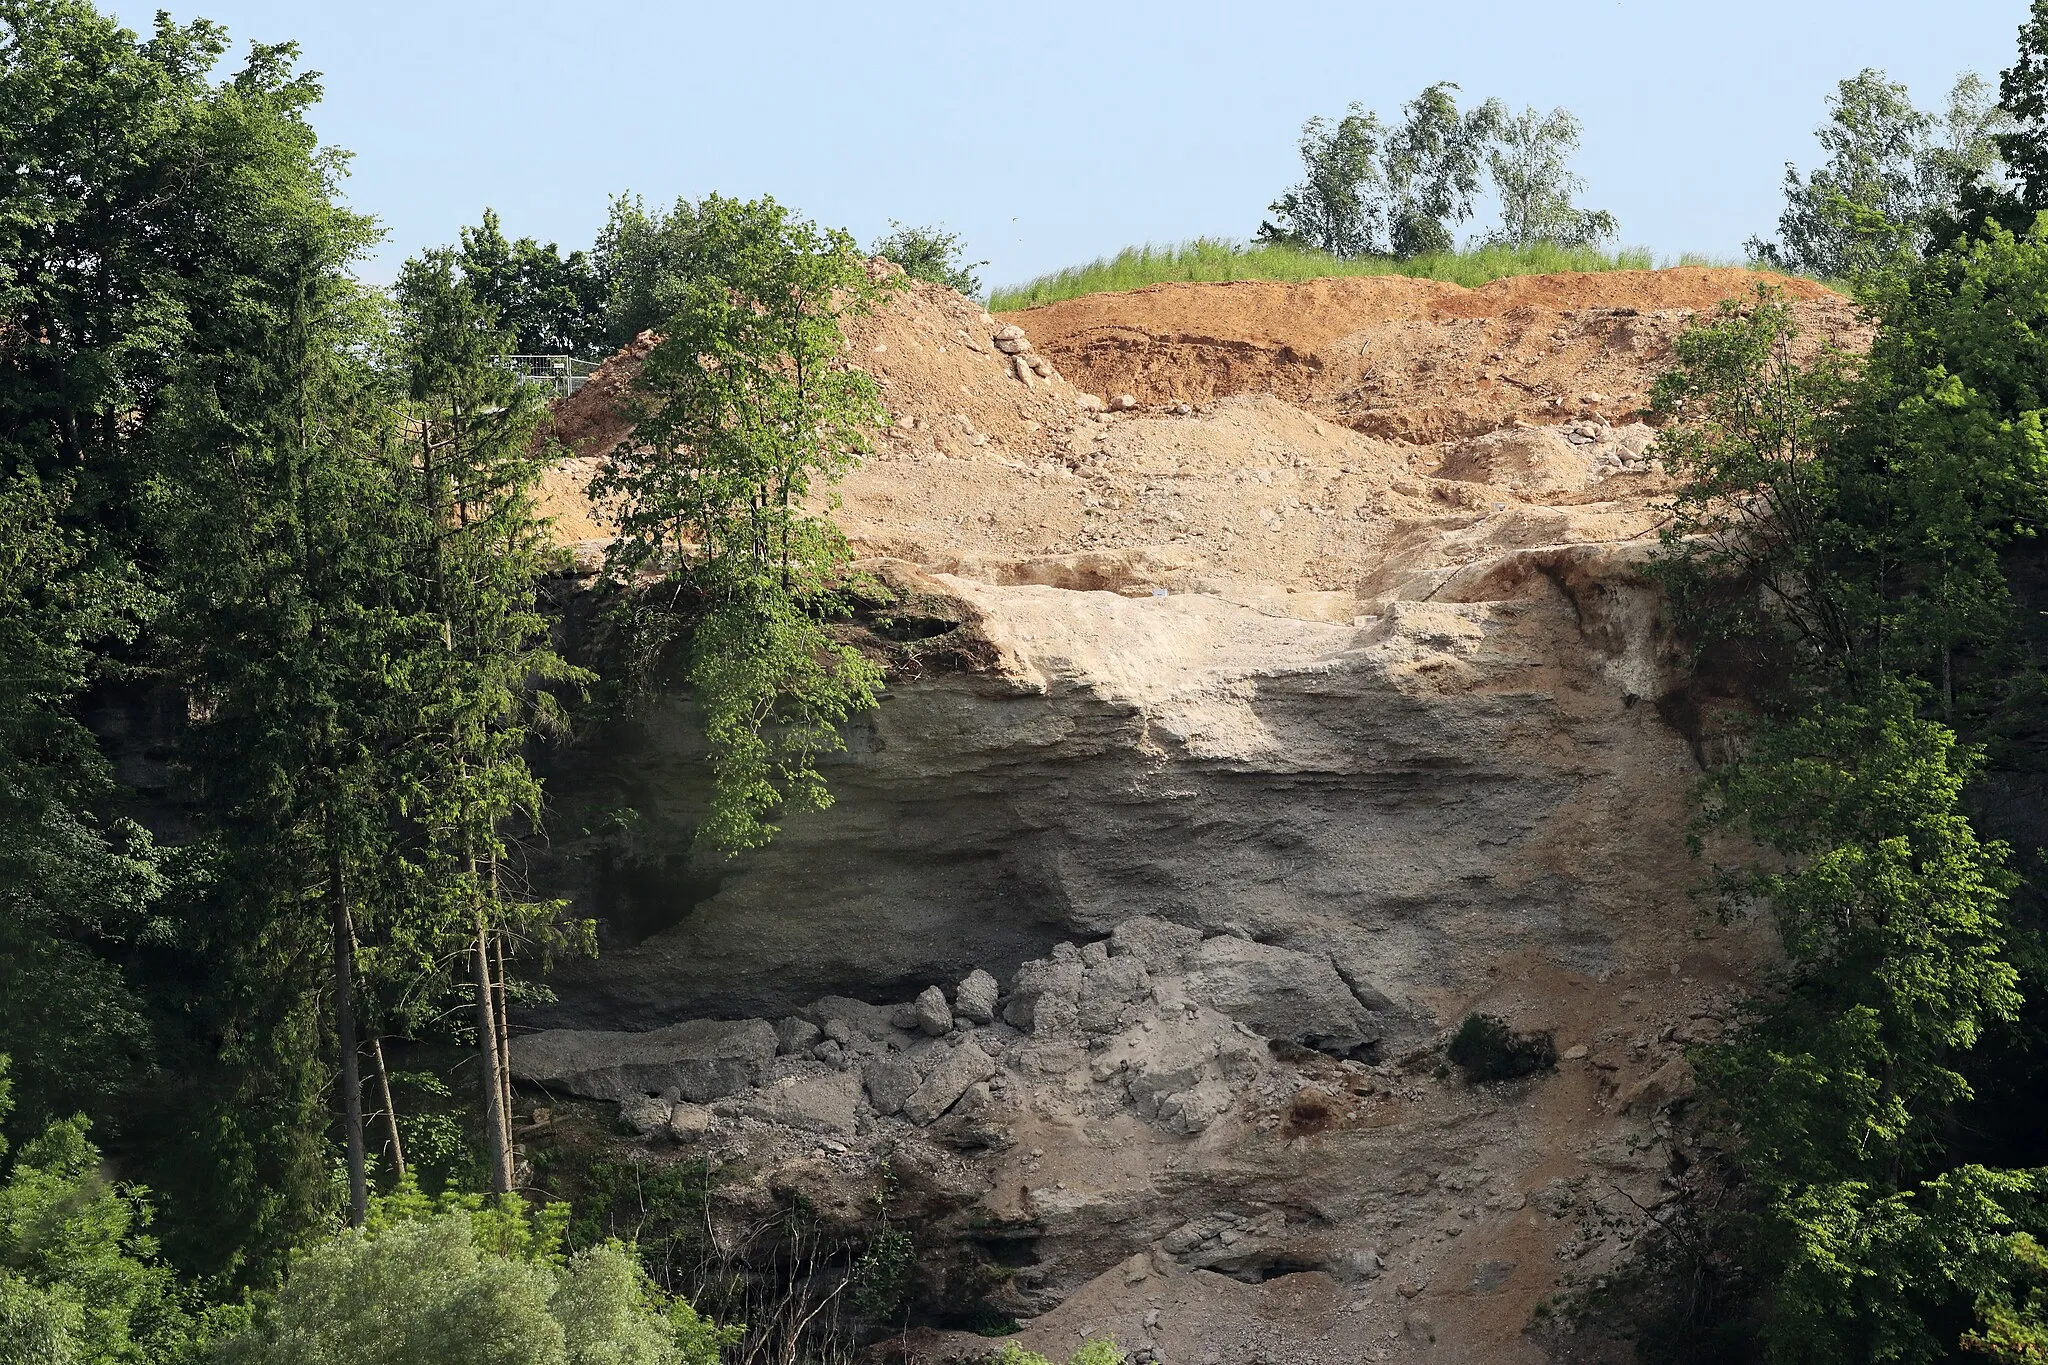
514, 268, 1835, 1362
534, 539, 1709, 1038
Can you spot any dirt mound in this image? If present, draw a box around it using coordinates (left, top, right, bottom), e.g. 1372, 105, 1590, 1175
534, 265, 1862, 613
1000, 267, 1860, 440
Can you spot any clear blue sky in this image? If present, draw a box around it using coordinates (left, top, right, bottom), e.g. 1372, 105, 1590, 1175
110, 0, 2028, 291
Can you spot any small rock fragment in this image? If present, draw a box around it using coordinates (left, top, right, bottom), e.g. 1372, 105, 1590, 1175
667, 1102, 712, 1142
775, 1017, 822, 1056
954, 969, 1000, 1024
1109, 393, 1139, 411
1621, 1057, 1696, 1114
1561, 1044, 1589, 1061
914, 985, 953, 1037
618, 1093, 672, 1139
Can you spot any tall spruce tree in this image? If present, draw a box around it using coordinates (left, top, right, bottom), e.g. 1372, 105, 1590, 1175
388, 248, 589, 1193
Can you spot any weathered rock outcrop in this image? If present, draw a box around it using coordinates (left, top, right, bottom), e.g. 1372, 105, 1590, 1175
513, 268, 1833, 1363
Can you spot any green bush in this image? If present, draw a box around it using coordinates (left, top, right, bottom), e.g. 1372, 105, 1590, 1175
0, 1057, 191, 1365
211, 1183, 738, 1365
1446, 1013, 1556, 1082
991, 1338, 1130, 1365
871, 221, 986, 296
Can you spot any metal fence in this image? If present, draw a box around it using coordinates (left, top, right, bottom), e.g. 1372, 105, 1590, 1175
502, 355, 601, 398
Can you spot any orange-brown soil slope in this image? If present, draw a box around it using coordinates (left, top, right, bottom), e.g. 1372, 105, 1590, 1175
540, 266, 1857, 616
1002, 267, 1849, 441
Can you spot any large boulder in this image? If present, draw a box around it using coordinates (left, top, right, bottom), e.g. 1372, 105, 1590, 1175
903, 1039, 999, 1125
953, 969, 1000, 1025
509, 1018, 777, 1101
1109, 916, 1202, 974
1077, 955, 1152, 1034
1003, 946, 1084, 1033
864, 1052, 929, 1117
1183, 936, 1377, 1053
804, 996, 902, 1046
1436, 425, 1601, 495
731, 1070, 863, 1136
1092, 1007, 1266, 1135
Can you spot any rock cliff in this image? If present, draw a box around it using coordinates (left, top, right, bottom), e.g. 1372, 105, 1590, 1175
517, 267, 1856, 1362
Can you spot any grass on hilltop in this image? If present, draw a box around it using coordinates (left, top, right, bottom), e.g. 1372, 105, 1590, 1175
984, 238, 1719, 311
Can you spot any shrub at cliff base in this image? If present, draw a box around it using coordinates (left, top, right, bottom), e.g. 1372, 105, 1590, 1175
211, 1183, 737, 1365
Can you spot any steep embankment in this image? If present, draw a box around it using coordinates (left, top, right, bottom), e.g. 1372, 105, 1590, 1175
521, 268, 1855, 1364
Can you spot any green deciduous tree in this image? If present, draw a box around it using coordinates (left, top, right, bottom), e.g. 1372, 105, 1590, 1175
1965, 1233, 2048, 1361
1752, 70, 2009, 280
1649, 231, 2048, 1364
1975, 1, 2048, 232
455, 209, 608, 360
591, 194, 890, 855
1257, 103, 1388, 258
1484, 105, 1617, 249
589, 195, 708, 351
0, 470, 160, 1131
0, 0, 400, 1278
387, 247, 592, 1192
1261, 89, 1608, 257
157, 240, 413, 1235
1384, 83, 1505, 257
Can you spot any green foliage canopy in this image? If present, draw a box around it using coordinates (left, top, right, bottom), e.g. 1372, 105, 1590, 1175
1484, 105, 1617, 250
455, 209, 609, 359
591, 195, 890, 855
869, 221, 986, 296
1649, 228, 2048, 1364
1258, 86, 1610, 258
0, 1058, 193, 1365
212, 1183, 736, 1365
1751, 70, 2010, 280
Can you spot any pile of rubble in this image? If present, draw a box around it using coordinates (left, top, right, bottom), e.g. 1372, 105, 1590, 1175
509, 917, 1388, 1149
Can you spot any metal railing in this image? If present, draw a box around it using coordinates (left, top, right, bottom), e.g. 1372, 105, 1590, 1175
502, 354, 602, 398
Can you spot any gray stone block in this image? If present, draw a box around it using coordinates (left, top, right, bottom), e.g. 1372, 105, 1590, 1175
509, 1018, 777, 1102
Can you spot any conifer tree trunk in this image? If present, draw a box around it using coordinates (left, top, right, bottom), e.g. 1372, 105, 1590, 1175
369, 1033, 405, 1179
493, 926, 515, 1159
473, 904, 513, 1194
331, 859, 368, 1225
